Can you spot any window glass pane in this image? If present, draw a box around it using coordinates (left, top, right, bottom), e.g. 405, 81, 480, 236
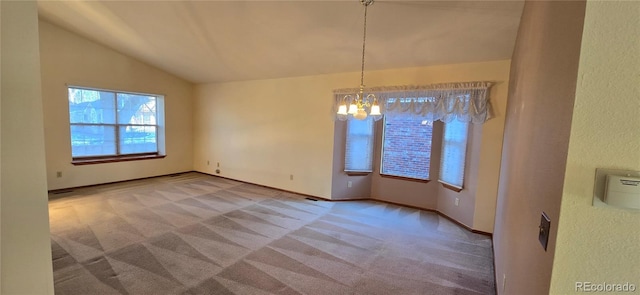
70, 125, 116, 157
68, 87, 164, 159
439, 120, 469, 188
345, 118, 374, 172
119, 126, 158, 154
117, 93, 156, 125
68, 88, 116, 124
381, 113, 433, 180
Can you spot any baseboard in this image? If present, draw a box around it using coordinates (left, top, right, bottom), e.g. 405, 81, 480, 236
48, 171, 193, 196
492, 242, 499, 295
51, 170, 492, 236
196, 171, 492, 237
367, 198, 439, 213
369, 198, 492, 237
436, 210, 493, 236
194, 171, 333, 201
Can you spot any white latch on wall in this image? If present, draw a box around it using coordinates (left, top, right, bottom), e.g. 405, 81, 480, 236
593, 168, 640, 211
605, 175, 640, 209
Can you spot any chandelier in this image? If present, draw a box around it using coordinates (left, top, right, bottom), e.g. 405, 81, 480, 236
336, 0, 382, 121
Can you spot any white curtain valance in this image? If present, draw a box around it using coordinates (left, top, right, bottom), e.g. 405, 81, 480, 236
333, 81, 493, 124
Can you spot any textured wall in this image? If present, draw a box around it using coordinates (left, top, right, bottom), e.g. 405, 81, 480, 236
550, 1, 640, 293
437, 122, 482, 228
331, 121, 373, 200
368, 61, 510, 232
1, 1, 55, 293
194, 60, 510, 231
493, 1, 586, 294
39, 20, 194, 190
193, 74, 340, 198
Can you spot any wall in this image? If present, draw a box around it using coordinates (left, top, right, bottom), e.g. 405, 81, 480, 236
370, 120, 441, 210
437, 122, 481, 227
493, 1, 585, 294
195, 60, 511, 231
1, 1, 55, 293
550, 1, 640, 293
0, 2, 3, 288
366, 62, 510, 232
331, 121, 373, 200
39, 20, 194, 190
194, 74, 342, 198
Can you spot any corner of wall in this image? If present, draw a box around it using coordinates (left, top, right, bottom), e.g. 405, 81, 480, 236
2, 1, 55, 293
492, 1, 586, 294
550, 1, 639, 293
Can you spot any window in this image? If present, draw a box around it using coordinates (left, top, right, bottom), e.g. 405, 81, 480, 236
68, 87, 165, 162
345, 118, 375, 172
380, 112, 433, 180
439, 120, 469, 190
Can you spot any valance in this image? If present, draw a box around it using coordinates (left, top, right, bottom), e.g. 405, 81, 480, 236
333, 81, 493, 124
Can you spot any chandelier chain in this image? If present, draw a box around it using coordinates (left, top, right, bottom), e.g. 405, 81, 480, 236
359, 1, 370, 88
334, 0, 381, 121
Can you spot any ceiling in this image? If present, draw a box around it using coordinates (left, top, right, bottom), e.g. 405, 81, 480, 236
38, 1, 524, 84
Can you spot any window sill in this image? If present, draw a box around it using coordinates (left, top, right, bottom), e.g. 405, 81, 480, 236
379, 174, 430, 183
345, 171, 371, 176
438, 180, 463, 192
72, 154, 165, 165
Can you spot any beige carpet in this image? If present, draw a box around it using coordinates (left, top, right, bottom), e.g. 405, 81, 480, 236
49, 172, 495, 294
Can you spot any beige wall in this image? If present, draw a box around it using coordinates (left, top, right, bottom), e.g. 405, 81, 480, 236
366, 62, 510, 232
39, 20, 194, 190
0, 2, 3, 288
369, 120, 441, 210
437, 122, 481, 227
1, 1, 55, 293
195, 60, 510, 232
194, 74, 341, 198
331, 121, 373, 200
493, 1, 585, 294
550, 1, 640, 293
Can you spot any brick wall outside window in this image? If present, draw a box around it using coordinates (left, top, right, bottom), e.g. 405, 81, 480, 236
381, 114, 433, 180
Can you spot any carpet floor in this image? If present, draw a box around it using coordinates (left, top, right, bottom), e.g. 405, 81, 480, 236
49, 172, 495, 295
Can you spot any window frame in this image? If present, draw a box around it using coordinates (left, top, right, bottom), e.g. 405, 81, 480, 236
68, 86, 165, 165
344, 117, 375, 174
438, 119, 470, 192
379, 110, 434, 182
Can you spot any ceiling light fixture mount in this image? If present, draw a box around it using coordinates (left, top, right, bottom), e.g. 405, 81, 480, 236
337, 0, 382, 121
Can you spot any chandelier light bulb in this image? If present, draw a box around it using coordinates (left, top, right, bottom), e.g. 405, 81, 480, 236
354, 107, 368, 120
348, 103, 358, 114
337, 104, 348, 115
370, 104, 381, 116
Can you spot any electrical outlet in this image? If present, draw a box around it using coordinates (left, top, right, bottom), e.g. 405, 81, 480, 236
348, 181, 352, 188
207, 160, 210, 165
455, 198, 460, 206
56, 171, 62, 178
217, 162, 220, 167
290, 174, 294, 180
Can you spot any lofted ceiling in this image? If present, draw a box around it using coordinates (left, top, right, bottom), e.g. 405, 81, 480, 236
38, 1, 524, 84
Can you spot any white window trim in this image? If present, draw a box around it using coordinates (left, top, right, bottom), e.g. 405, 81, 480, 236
438, 120, 470, 191
68, 85, 166, 164
344, 118, 375, 173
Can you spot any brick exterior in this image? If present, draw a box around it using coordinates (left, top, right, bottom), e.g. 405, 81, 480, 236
381, 115, 433, 180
